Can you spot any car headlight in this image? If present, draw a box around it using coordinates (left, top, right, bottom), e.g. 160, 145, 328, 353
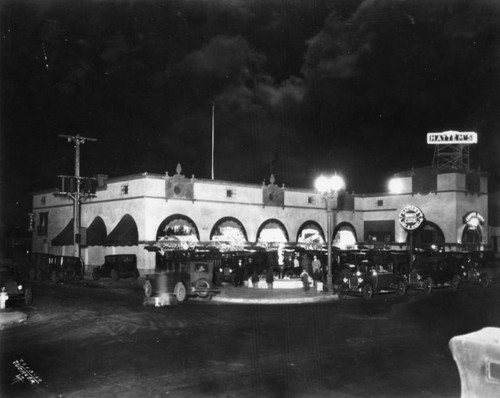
18, 284, 23, 290
372, 270, 378, 276
356, 271, 361, 277
357, 278, 364, 284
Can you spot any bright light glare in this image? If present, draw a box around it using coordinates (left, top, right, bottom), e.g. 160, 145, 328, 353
388, 178, 404, 194
315, 174, 345, 193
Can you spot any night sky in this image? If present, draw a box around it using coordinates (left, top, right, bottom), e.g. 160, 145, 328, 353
1, 0, 500, 232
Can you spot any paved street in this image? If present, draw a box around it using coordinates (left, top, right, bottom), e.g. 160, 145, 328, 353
1, 280, 500, 397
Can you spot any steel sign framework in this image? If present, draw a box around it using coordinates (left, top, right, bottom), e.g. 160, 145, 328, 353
428, 130, 477, 171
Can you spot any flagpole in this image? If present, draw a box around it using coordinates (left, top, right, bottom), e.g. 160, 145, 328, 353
211, 101, 215, 180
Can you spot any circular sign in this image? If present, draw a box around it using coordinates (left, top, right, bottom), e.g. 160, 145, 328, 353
399, 205, 424, 231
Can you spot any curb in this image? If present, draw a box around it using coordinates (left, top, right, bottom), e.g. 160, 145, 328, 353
212, 294, 339, 305
0, 311, 28, 329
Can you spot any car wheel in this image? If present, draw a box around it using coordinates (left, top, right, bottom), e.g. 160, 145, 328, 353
480, 273, 490, 288
451, 275, 460, 291
51, 270, 58, 284
362, 283, 374, 300
111, 268, 120, 282
423, 278, 433, 294
92, 269, 100, 281
174, 282, 188, 303
64, 268, 76, 282
143, 280, 153, 298
338, 286, 348, 299
195, 278, 210, 299
396, 281, 407, 297
24, 287, 33, 305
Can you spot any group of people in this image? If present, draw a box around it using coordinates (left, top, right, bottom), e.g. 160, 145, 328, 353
224, 251, 326, 291
300, 254, 323, 291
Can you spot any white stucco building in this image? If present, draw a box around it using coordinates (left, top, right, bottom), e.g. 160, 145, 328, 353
31, 164, 493, 274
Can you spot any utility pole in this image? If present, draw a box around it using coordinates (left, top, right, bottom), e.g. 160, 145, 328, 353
56, 134, 97, 269
211, 101, 215, 180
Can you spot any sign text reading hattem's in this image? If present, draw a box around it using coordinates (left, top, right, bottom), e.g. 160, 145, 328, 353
427, 131, 477, 145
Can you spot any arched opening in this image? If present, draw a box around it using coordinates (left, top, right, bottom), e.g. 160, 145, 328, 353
296, 221, 325, 245
462, 226, 482, 250
156, 214, 200, 241
210, 217, 248, 245
256, 219, 289, 246
461, 211, 484, 251
410, 221, 445, 250
332, 222, 357, 250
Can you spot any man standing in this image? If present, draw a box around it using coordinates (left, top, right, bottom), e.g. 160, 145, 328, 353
312, 255, 321, 283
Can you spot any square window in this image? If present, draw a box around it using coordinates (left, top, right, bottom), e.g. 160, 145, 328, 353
41, 196, 46, 205
121, 185, 129, 195
226, 189, 233, 198
377, 199, 383, 207
308, 196, 314, 204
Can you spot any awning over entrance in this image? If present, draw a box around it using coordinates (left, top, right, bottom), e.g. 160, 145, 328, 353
51, 219, 74, 246
86, 217, 107, 246
104, 215, 138, 246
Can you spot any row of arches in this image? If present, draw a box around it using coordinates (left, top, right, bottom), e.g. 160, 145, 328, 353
53, 213, 483, 250
157, 214, 358, 248
53, 213, 359, 248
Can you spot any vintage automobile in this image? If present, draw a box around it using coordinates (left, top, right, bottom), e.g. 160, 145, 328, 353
0, 261, 33, 306
366, 250, 411, 276
332, 250, 369, 279
448, 250, 500, 288
29, 252, 58, 282
470, 251, 500, 287
336, 259, 407, 300
29, 253, 83, 283
143, 247, 221, 303
92, 254, 139, 281
408, 255, 462, 294
58, 256, 84, 282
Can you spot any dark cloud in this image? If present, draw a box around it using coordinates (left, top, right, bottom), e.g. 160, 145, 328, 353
2, 0, 500, 231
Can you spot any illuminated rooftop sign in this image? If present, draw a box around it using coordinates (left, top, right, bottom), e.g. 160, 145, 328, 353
427, 131, 477, 145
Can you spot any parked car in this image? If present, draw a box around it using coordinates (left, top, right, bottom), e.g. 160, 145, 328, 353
0, 260, 33, 306
143, 247, 221, 303
92, 254, 139, 281
332, 250, 369, 281
29, 252, 58, 282
336, 260, 407, 300
29, 253, 83, 283
58, 256, 84, 282
450, 251, 500, 287
366, 250, 411, 276
408, 255, 462, 294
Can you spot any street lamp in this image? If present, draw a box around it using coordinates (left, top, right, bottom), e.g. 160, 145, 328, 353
315, 174, 345, 294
